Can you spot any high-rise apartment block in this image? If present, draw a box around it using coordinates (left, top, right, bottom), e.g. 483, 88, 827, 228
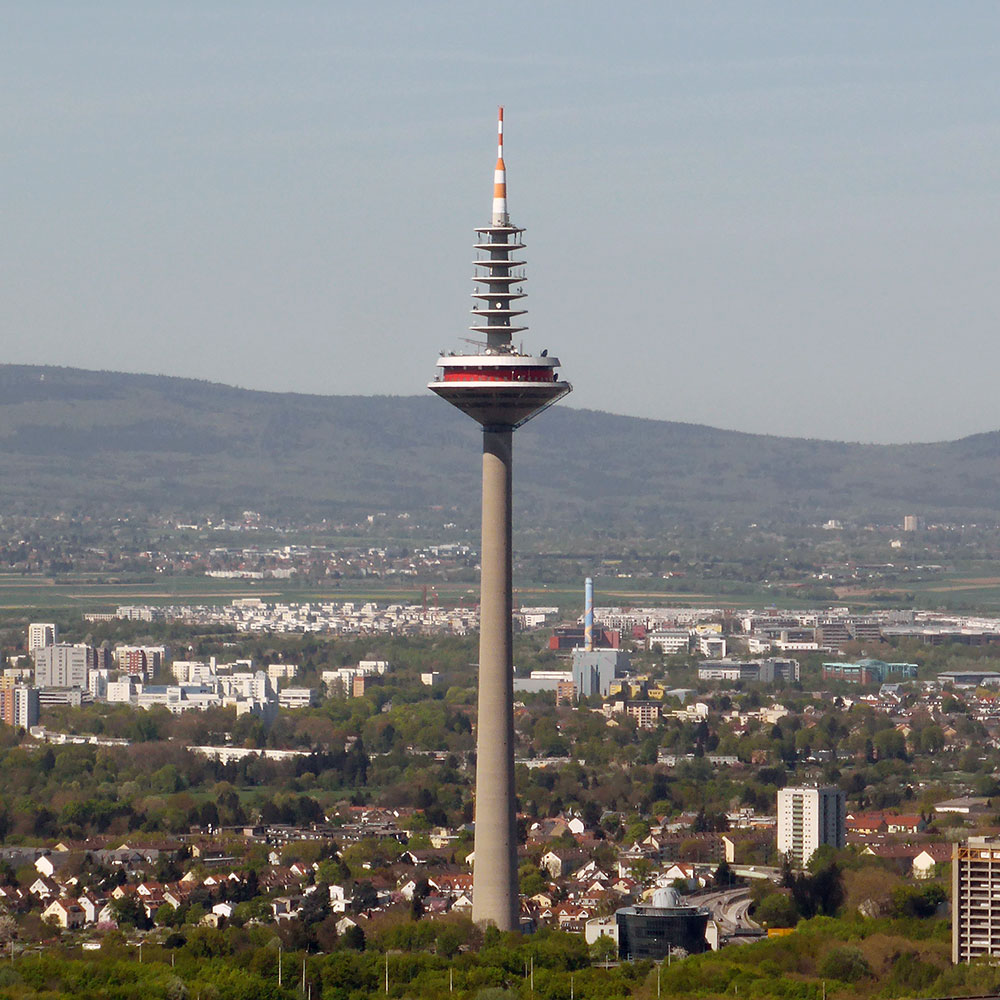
28, 623, 57, 652
33, 643, 92, 689
116, 645, 165, 676
953, 837, 1000, 963
777, 785, 846, 866
0, 683, 40, 729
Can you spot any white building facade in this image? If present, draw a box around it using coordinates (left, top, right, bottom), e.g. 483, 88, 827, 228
777, 785, 845, 867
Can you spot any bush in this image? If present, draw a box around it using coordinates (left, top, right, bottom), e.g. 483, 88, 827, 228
891, 884, 946, 918
754, 892, 799, 928
819, 946, 872, 983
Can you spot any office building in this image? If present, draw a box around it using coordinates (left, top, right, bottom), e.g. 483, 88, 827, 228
572, 648, 631, 698
697, 658, 799, 683
616, 887, 710, 960
822, 658, 918, 685
777, 785, 846, 866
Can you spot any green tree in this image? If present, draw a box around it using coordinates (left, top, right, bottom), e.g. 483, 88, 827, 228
819, 946, 872, 982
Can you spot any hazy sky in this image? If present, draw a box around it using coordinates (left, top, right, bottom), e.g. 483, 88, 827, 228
4, 2, 999, 443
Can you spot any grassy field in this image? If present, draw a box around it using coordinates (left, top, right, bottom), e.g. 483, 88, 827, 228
0, 573, 779, 613
2, 568, 1000, 615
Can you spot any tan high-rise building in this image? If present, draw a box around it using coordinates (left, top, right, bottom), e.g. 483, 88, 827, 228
953, 837, 1000, 963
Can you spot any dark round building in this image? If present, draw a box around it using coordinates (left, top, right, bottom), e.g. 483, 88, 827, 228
615, 887, 710, 961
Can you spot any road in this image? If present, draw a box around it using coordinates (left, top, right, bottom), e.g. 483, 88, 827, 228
692, 887, 764, 940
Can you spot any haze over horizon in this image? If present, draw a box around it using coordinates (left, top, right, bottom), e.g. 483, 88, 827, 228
4, 2, 999, 445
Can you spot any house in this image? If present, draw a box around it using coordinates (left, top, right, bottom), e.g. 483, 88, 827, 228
861, 841, 951, 879
0, 886, 28, 909
34, 854, 76, 879
579, 886, 613, 909
886, 815, 926, 835
77, 894, 106, 925
660, 863, 702, 890
271, 896, 303, 922
913, 844, 952, 879
529, 891, 555, 909
451, 892, 473, 912
555, 902, 591, 930
28, 876, 60, 900
846, 811, 926, 837
259, 867, 301, 892
610, 876, 638, 897
584, 915, 619, 946
846, 813, 888, 836
163, 888, 192, 909
573, 861, 611, 882
398, 879, 420, 901
429, 873, 474, 897
42, 898, 85, 929
142, 896, 167, 921
540, 851, 572, 879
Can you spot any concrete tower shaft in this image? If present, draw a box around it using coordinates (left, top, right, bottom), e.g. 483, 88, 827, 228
474, 427, 517, 927
428, 109, 571, 930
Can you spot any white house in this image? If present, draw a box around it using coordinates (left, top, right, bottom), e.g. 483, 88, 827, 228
328, 884, 350, 912
43, 898, 85, 929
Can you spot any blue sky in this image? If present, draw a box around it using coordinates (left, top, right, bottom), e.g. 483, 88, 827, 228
3, 2, 999, 442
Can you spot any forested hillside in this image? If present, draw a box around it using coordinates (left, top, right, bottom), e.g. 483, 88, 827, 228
0, 364, 997, 531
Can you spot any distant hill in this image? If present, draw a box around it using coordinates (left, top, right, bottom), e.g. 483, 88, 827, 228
0, 364, 997, 531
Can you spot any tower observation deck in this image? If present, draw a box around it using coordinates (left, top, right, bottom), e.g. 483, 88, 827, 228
430, 107, 571, 428
428, 109, 571, 930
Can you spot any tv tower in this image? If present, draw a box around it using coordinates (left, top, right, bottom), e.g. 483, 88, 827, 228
429, 108, 571, 929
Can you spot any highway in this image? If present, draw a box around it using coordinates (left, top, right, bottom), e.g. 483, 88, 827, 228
692, 887, 764, 940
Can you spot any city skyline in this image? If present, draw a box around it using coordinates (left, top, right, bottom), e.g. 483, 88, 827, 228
4, 3, 1000, 443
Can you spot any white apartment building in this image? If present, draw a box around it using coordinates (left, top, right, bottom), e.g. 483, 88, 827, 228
953, 837, 1000, 963
28, 623, 57, 652
647, 630, 691, 655
172, 661, 216, 684
267, 663, 299, 686
698, 635, 727, 658
88, 669, 110, 701
219, 671, 271, 701
106, 678, 137, 704
777, 785, 845, 867
279, 688, 317, 710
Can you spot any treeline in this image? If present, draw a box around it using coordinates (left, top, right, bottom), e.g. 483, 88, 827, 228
3, 908, 1000, 1000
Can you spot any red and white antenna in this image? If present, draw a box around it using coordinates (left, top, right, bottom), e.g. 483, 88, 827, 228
492, 106, 508, 226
